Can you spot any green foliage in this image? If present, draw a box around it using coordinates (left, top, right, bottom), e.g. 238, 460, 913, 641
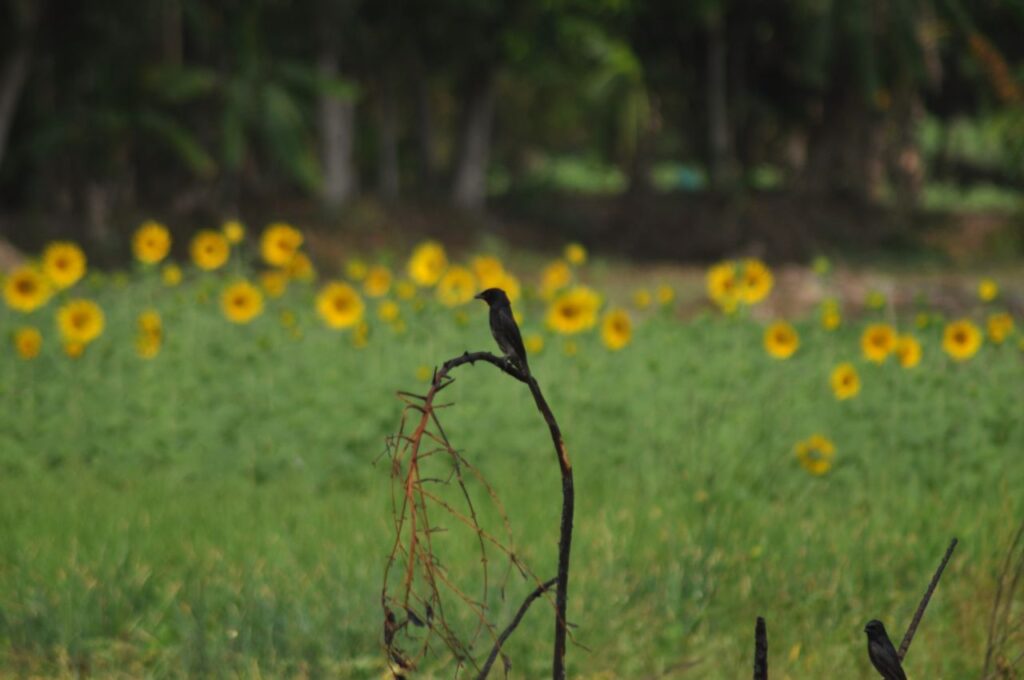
1, 260, 1022, 677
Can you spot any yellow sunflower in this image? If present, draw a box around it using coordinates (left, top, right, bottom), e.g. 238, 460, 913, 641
133, 221, 171, 264
190, 230, 230, 271
764, 321, 799, 359
739, 258, 773, 304
794, 434, 835, 476
546, 286, 601, 334
866, 291, 887, 309
395, 279, 416, 300
162, 263, 182, 287
284, 252, 315, 282
136, 333, 161, 359
316, 281, 365, 329
565, 243, 587, 266
407, 240, 448, 287
42, 241, 87, 289
346, 258, 368, 281
63, 341, 85, 359
56, 299, 105, 344
943, 319, 982, 361
633, 289, 652, 310
352, 321, 370, 348
222, 220, 245, 244
4, 266, 51, 312
861, 323, 897, 363
896, 335, 922, 368
525, 333, 545, 354
978, 278, 998, 302
377, 300, 400, 322
363, 265, 392, 298
821, 299, 841, 331
540, 260, 572, 299
656, 284, 675, 306
601, 308, 632, 351
829, 363, 860, 400
707, 261, 739, 311
987, 312, 1014, 344
436, 265, 477, 307
13, 327, 42, 360
259, 270, 289, 298
915, 312, 930, 329
136, 310, 162, 359
221, 281, 264, 324
138, 309, 162, 337
260, 223, 303, 267
472, 255, 506, 289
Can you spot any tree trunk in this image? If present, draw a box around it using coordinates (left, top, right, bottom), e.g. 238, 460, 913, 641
886, 83, 924, 209
0, 1, 42, 173
415, 74, 437, 191
376, 81, 399, 201
452, 75, 496, 211
161, 0, 183, 66
803, 88, 883, 202
707, 17, 734, 190
317, 49, 357, 208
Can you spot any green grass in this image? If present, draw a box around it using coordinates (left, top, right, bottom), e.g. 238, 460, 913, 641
1, 266, 1023, 678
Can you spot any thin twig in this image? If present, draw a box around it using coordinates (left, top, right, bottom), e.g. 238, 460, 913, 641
898, 537, 958, 660
753, 616, 768, 680
475, 578, 558, 680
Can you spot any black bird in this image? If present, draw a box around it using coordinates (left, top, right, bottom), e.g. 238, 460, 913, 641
865, 619, 907, 680
474, 288, 530, 377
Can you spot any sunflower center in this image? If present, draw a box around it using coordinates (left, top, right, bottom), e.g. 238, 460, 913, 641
954, 331, 967, 343
72, 312, 89, 329
16, 279, 35, 294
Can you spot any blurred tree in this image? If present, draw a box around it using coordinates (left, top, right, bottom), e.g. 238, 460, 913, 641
0, 0, 43, 174
311, 0, 361, 209
0, 0, 1021, 236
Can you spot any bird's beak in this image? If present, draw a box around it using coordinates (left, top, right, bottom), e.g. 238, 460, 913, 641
473, 292, 484, 300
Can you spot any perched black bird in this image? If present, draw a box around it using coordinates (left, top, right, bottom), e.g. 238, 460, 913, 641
865, 619, 907, 680
474, 288, 530, 377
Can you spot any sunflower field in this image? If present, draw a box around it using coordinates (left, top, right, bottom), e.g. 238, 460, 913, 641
1, 222, 1023, 678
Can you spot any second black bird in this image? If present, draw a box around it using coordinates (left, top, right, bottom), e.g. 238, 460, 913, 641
865, 619, 907, 680
474, 287, 530, 377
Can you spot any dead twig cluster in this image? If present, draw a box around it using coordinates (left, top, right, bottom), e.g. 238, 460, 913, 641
983, 519, 1024, 680
381, 351, 574, 679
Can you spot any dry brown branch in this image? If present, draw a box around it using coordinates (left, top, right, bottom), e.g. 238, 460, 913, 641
898, 537, 958, 660
381, 351, 574, 679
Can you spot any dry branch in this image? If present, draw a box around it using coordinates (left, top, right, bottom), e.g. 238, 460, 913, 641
982, 519, 1024, 680
381, 351, 574, 680
898, 537, 957, 661
475, 577, 558, 680
753, 616, 767, 680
